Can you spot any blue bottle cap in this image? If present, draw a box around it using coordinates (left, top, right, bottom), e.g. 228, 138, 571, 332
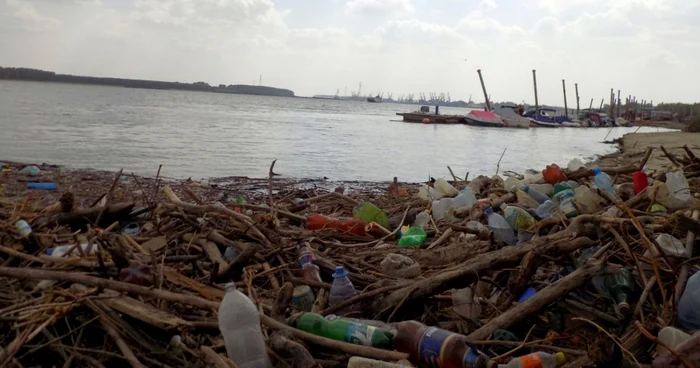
484, 207, 493, 215
332, 266, 348, 278
523, 185, 530, 191
593, 167, 602, 175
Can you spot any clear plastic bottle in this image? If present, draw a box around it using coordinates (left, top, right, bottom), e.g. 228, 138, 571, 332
534, 200, 558, 219
515, 190, 540, 209
485, 207, 517, 246
593, 168, 616, 197
218, 283, 272, 368
528, 183, 553, 197
523, 186, 550, 204
504, 177, 524, 192
656, 326, 691, 355
499, 352, 565, 367
432, 198, 454, 221
678, 271, 700, 330
500, 204, 536, 233
452, 188, 478, 209
551, 183, 578, 218
329, 266, 358, 314
412, 211, 431, 228
573, 185, 603, 214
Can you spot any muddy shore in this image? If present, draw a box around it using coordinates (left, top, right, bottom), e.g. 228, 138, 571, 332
596, 131, 699, 171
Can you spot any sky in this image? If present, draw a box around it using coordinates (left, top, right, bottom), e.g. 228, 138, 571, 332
1, 0, 699, 105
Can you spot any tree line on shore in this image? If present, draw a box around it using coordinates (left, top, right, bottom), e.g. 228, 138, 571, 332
0, 67, 295, 97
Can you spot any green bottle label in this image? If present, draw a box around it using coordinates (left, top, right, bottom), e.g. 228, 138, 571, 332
344, 323, 376, 346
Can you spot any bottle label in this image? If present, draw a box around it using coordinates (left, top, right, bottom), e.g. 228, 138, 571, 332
517, 353, 543, 368
463, 348, 484, 368
417, 327, 456, 368
299, 253, 314, 268
345, 323, 376, 346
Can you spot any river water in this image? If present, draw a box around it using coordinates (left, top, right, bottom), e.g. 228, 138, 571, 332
0, 81, 668, 182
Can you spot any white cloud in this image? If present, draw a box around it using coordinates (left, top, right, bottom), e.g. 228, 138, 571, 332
345, 0, 414, 16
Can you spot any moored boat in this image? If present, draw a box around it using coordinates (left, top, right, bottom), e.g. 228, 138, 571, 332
492, 104, 529, 128
464, 110, 506, 127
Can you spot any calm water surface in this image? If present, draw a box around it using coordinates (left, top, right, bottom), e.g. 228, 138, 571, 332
0, 81, 669, 182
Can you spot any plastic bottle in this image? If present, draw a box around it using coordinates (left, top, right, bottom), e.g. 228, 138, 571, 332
567, 158, 586, 171
498, 352, 565, 368
348, 357, 406, 368
298, 244, 322, 282
604, 268, 635, 314
528, 183, 553, 196
47, 243, 98, 257
573, 186, 603, 214
678, 271, 700, 330
515, 190, 540, 209
500, 204, 537, 233
521, 172, 544, 185
295, 312, 393, 349
633, 171, 649, 194
485, 207, 517, 246
418, 185, 444, 201
353, 202, 389, 228
534, 200, 559, 219
329, 266, 358, 314
666, 171, 692, 202
17, 165, 40, 176
435, 178, 459, 197
504, 177, 524, 192
398, 227, 427, 247
307, 214, 369, 236
218, 283, 273, 368
523, 186, 549, 204
292, 285, 315, 312
452, 188, 478, 210
412, 211, 431, 228
393, 321, 494, 368
325, 315, 395, 331
27, 182, 57, 190
224, 247, 239, 262
652, 331, 700, 368
542, 164, 567, 185
656, 326, 691, 355
551, 183, 578, 218
432, 198, 455, 221
593, 168, 616, 197
653, 234, 685, 257
15, 220, 32, 238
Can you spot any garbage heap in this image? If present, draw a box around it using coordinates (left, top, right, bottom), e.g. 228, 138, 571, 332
0, 148, 699, 368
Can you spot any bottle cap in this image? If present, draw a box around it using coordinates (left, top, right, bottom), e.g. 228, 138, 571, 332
618, 301, 630, 314
593, 167, 602, 175
523, 185, 530, 191
484, 207, 493, 215
332, 266, 348, 278
555, 352, 566, 364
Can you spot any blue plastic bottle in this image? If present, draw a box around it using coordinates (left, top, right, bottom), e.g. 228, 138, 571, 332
523, 185, 550, 204
593, 168, 616, 197
329, 266, 358, 314
27, 182, 57, 190
678, 271, 700, 330
485, 207, 517, 246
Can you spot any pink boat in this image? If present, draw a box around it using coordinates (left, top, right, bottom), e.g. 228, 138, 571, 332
463, 110, 506, 128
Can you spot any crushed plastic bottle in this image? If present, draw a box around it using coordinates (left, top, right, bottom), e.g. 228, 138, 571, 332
219, 283, 273, 368
535, 200, 559, 219
515, 189, 540, 209
505, 177, 524, 192
574, 185, 603, 214
329, 266, 358, 314
594, 168, 616, 197
523, 186, 550, 204
567, 158, 586, 171
353, 202, 389, 228
398, 227, 427, 248
678, 271, 700, 330
485, 207, 517, 246
434, 178, 459, 197
551, 183, 578, 218
17, 165, 40, 176
295, 312, 393, 349
499, 352, 566, 367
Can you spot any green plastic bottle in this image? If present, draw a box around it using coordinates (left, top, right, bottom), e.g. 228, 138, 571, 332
353, 202, 389, 228
604, 268, 635, 314
295, 312, 394, 349
398, 226, 427, 247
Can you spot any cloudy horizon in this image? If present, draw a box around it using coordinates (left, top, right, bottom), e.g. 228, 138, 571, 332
1, 0, 698, 105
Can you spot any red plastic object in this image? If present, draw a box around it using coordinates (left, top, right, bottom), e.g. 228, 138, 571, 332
542, 164, 568, 184
306, 213, 369, 236
633, 172, 648, 194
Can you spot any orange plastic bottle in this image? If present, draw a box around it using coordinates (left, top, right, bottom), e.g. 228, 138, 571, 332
306, 213, 369, 236
542, 164, 568, 185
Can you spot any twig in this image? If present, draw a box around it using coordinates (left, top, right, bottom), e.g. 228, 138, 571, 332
94, 168, 123, 228
447, 166, 461, 182
492, 324, 536, 361
572, 317, 641, 367
496, 148, 507, 175
268, 159, 277, 208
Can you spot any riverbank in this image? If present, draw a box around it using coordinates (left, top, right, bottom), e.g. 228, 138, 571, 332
595, 131, 700, 170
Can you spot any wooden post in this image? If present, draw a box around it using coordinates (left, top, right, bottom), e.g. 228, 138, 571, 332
589, 98, 593, 110
609, 88, 615, 117
574, 83, 580, 115
477, 69, 491, 111
562, 79, 568, 118
616, 90, 621, 118
532, 70, 539, 113
599, 98, 604, 112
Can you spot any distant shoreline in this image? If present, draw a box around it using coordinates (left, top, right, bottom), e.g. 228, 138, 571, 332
0, 66, 295, 98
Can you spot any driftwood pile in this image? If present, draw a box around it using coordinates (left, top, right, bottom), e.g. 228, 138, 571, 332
0, 148, 698, 368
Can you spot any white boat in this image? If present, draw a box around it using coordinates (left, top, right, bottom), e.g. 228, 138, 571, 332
492, 105, 530, 128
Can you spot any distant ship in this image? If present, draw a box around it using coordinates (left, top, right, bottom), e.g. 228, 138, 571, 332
367, 95, 382, 103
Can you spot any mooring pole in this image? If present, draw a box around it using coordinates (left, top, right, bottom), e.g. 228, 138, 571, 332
562, 79, 569, 118
589, 98, 593, 110
532, 70, 539, 113
616, 90, 621, 118
477, 69, 491, 111
599, 98, 604, 112
609, 88, 615, 117
574, 83, 580, 115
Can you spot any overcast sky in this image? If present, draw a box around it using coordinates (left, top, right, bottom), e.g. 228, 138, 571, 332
1, 0, 698, 105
